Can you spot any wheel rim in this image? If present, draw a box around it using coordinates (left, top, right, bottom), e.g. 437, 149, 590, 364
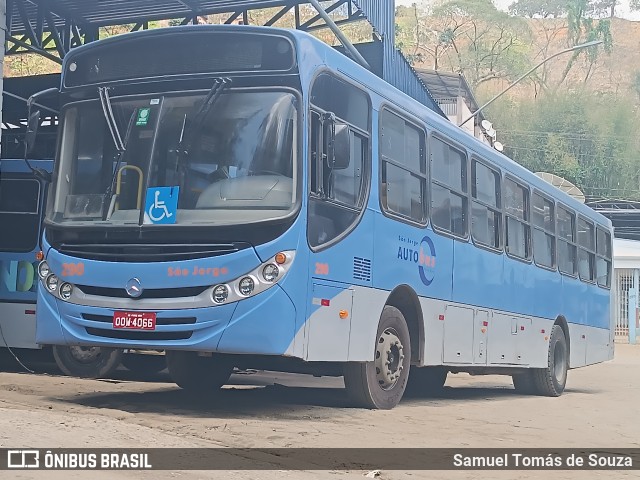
69, 346, 103, 363
375, 327, 405, 391
553, 342, 567, 384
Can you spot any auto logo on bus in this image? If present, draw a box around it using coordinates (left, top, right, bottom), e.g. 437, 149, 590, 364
397, 235, 437, 287
418, 236, 437, 286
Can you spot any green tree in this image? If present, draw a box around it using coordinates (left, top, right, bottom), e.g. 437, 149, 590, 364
555, 0, 613, 89
508, 0, 567, 18
425, 0, 532, 87
488, 93, 640, 200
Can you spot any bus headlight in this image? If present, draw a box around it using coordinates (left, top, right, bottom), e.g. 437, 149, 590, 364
238, 277, 255, 296
46, 274, 59, 292
208, 251, 295, 306
262, 264, 279, 282
212, 285, 229, 304
38, 261, 50, 279
59, 283, 73, 300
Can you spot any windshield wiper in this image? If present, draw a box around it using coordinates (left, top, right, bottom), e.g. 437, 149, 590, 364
97, 86, 136, 219
175, 77, 232, 174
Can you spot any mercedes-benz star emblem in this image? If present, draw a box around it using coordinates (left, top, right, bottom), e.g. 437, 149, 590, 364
125, 278, 143, 298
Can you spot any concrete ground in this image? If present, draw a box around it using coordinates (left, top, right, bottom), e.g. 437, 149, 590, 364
0, 343, 638, 480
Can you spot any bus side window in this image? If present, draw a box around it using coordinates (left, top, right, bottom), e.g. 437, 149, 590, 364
0, 178, 41, 253
471, 160, 501, 249
532, 192, 555, 269
430, 137, 467, 237
504, 177, 531, 259
596, 227, 612, 288
577, 217, 595, 283
307, 74, 370, 249
557, 206, 577, 276
379, 109, 427, 224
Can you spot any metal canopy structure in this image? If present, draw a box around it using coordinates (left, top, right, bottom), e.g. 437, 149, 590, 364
1, 73, 60, 159
416, 69, 486, 124
5, 0, 444, 116
6, 0, 365, 63
588, 200, 640, 241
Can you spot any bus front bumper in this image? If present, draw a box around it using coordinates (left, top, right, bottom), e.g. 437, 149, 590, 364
35, 284, 297, 356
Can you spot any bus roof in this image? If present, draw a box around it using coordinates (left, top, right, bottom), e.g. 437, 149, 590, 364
56, 24, 609, 228
294, 29, 611, 228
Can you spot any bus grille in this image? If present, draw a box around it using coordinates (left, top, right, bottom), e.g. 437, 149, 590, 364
76, 285, 208, 300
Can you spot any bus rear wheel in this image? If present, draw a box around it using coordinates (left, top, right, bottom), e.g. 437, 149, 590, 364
52, 345, 123, 378
532, 324, 568, 396
512, 325, 568, 396
343, 306, 411, 410
166, 350, 233, 393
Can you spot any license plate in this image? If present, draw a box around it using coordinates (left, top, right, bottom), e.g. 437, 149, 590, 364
113, 311, 156, 330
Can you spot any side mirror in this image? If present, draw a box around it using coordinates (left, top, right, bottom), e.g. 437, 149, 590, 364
25, 109, 41, 154
326, 122, 351, 170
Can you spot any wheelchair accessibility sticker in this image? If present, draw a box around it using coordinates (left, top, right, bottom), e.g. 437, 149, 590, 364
144, 186, 179, 224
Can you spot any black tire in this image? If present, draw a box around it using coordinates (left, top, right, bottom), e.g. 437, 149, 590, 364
166, 350, 233, 393
121, 353, 166, 374
531, 324, 568, 396
52, 345, 123, 379
343, 306, 411, 409
405, 366, 447, 396
512, 371, 536, 394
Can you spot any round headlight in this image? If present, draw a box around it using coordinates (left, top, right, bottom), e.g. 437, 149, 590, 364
212, 285, 229, 304
59, 283, 73, 300
37, 261, 50, 279
262, 264, 279, 282
46, 274, 59, 292
238, 277, 255, 296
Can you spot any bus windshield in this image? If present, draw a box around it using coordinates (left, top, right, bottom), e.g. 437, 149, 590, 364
47, 90, 298, 227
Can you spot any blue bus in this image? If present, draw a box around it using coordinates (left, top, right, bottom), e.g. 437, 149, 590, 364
0, 159, 51, 350
33, 25, 613, 408
0, 157, 163, 377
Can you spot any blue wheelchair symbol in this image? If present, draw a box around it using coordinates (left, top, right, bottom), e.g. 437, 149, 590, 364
144, 186, 179, 225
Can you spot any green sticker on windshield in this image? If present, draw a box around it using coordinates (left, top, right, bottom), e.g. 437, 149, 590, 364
136, 108, 151, 126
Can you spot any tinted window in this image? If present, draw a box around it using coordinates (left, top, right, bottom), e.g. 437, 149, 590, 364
471, 161, 501, 249
431, 137, 467, 236
308, 76, 370, 248
380, 110, 426, 223
577, 217, 595, 282
557, 206, 577, 275
0, 178, 41, 252
0, 178, 40, 213
532, 192, 555, 268
596, 227, 612, 288
310, 74, 369, 132
504, 178, 530, 259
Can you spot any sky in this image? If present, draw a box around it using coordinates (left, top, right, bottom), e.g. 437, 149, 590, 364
395, 0, 640, 20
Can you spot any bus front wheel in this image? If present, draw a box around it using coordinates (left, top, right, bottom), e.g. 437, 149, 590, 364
343, 306, 411, 410
166, 350, 233, 393
52, 345, 123, 378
